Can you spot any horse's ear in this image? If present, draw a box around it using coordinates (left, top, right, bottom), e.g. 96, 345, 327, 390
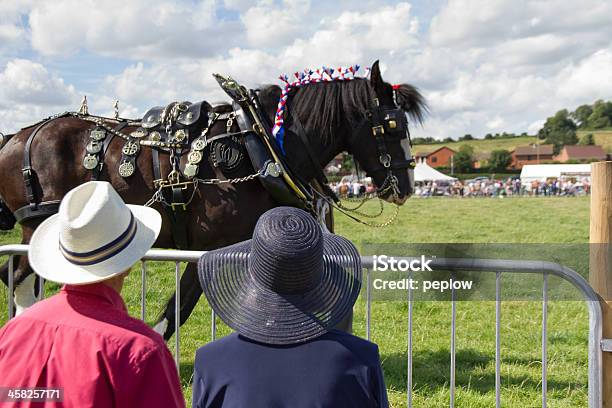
370, 60, 383, 85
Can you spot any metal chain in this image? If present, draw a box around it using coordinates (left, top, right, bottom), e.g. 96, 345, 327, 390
145, 169, 262, 207
338, 198, 384, 218
194, 170, 262, 185
314, 171, 402, 228
335, 171, 399, 215
315, 189, 401, 228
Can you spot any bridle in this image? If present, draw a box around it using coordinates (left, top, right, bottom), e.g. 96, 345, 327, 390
306, 86, 416, 227
349, 88, 416, 201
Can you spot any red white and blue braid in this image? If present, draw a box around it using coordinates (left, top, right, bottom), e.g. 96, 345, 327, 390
271, 64, 369, 154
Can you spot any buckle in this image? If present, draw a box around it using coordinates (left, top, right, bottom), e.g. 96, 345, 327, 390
372, 125, 385, 136
170, 201, 187, 211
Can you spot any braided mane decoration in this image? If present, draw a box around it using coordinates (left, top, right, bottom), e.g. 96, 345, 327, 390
271, 65, 370, 154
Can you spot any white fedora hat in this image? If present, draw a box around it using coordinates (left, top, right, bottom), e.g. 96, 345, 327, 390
29, 181, 162, 285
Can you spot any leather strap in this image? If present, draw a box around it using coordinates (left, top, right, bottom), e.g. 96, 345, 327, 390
152, 147, 162, 181
22, 117, 59, 204
289, 115, 338, 202
14, 200, 61, 226
170, 186, 189, 249
150, 147, 189, 249
91, 122, 125, 180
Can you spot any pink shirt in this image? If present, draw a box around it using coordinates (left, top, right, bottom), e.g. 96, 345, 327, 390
0, 283, 185, 408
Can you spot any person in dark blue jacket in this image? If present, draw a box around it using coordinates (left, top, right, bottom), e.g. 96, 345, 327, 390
193, 206, 389, 408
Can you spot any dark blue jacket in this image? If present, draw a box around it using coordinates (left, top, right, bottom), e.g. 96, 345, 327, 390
192, 330, 389, 408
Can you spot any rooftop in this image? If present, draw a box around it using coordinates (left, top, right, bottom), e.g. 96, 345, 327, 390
559, 145, 607, 160
513, 144, 554, 156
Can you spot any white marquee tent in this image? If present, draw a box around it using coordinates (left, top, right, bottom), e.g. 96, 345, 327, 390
520, 164, 591, 183
414, 160, 457, 182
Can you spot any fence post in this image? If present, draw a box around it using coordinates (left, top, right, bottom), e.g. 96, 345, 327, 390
589, 161, 612, 407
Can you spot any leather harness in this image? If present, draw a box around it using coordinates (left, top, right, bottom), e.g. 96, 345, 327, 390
17, 113, 71, 226
91, 122, 125, 181
151, 146, 190, 249
11, 77, 415, 239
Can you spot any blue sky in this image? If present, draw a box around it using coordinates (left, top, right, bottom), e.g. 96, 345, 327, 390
1, 0, 611, 138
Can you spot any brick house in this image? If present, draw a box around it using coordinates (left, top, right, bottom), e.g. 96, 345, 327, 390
414, 146, 456, 168
553, 145, 607, 162
509, 144, 554, 169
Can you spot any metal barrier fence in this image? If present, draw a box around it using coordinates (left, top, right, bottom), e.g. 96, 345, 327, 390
1, 244, 606, 408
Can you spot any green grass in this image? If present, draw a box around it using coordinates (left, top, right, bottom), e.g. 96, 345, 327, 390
411, 136, 537, 155
0, 196, 592, 407
577, 130, 612, 152
413, 131, 612, 155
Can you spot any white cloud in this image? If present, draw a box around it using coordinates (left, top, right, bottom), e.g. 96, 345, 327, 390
0, 0, 33, 54
241, 0, 311, 48
97, 2, 420, 120
28, 0, 229, 59
281, 3, 419, 73
556, 49, 612, 105
0, 59, 79, 132
0, 59, 76, 105
408, 0, 612, 139
429, 0, 612, 49
2, 0, 612, 143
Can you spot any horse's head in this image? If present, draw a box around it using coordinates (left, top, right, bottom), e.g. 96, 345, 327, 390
259, 62, 427, 205
347, 61, 427, 205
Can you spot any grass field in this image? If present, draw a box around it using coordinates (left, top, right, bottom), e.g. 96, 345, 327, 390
411, 136, 537, 155
412, 131, 612, 155
578, 130, 612, 152
0, 196, 592, 407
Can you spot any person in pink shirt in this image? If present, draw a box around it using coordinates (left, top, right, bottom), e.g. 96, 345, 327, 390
0, 181, 185, 408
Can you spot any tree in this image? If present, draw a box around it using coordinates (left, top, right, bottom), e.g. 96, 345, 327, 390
586, 100, 612, 129
340, 153, 354, 173
460, 134, 474, 141
578, 133, 595, 145
537, 109, 577, 153
412, 137, 436, 145
442, 137, 455, 143
489, 149, 512, 171
453, 145, 474, 173
484, 133, 493, 140
571, 104, 593, 128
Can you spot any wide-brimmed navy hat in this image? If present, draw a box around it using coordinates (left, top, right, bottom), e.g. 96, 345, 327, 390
198, 206, 362, 345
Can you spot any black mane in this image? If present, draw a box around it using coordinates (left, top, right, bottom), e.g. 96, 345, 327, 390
258, 78, 375, 145
257, 78, 428, 145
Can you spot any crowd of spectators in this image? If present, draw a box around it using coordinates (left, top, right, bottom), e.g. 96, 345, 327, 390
330, 177, 591, 199
415, 177, 591, 197
330, 181, 376, 198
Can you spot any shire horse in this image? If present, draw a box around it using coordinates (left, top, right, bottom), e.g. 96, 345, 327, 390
0, 61, 427, 340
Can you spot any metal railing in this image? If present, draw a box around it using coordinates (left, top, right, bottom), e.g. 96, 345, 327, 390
1, 245, 606, 407
360, 257, 604, 408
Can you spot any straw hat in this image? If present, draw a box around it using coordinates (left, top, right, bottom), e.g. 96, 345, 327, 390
198, 206, 362, 345
29, 181, 161, 285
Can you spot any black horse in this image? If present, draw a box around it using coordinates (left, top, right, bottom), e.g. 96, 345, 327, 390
0, 61, 427, 340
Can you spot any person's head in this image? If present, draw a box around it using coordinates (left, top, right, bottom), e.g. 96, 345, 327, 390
29, 181, 162, 292
198, 206, 362, 345
104, 269, 131, 294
